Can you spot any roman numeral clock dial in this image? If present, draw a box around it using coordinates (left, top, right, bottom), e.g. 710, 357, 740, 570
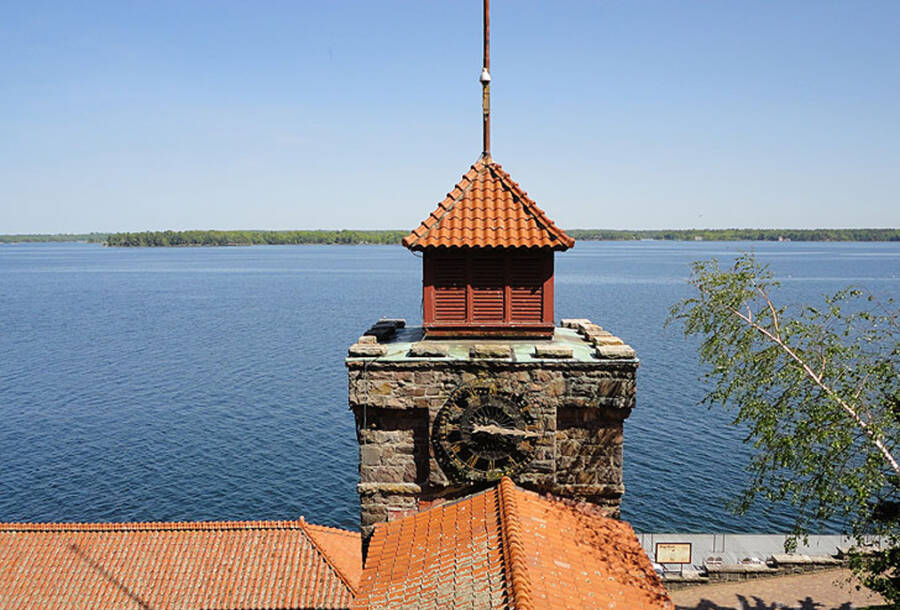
431, 384, 540, 483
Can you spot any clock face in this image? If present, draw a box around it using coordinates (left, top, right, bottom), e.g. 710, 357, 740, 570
431, 384, 539, 483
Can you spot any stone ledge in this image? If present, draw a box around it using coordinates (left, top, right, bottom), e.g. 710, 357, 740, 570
347, 359, 639, 371
769, 554, 842, 566
585, 329, 613, 339
560, 318, 592, 329
706, 564, 779, 575
348, 343, 387, 357
408, 342, 449, 357
357, 482, 422, 496
469, 344, 512, 359
592, 335, 624, 346
578, 322, 605, 336
533, 345, 573, 359
348, 318, 639, 364
595, 345, 637, 359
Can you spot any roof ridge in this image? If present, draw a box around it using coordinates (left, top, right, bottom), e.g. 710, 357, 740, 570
302, 521, 361, 539
485, 162, 548, 232
403, 158, 487, 248
486, 162, 575, 249
497, 477, 535, 610
299, 517, 359, 595
0, 519, 306, 533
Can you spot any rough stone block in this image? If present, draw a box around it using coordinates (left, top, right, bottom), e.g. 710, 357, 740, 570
468, 344, 512, 359
595, 344, 636, 359
533, 345, 574, 359
530, 459, 554, 473
592, 335, 624, 346
578, 322, 605, 336
560, 318, 592, 329
555, 483, 625, 498
769, 554, 841, 566
357, 482, 422, 496
357, 335, 378, 344
360, 445, 382, 466
584, 329, 613, 339
408, 342, 449, 357
348, 343, 387, 357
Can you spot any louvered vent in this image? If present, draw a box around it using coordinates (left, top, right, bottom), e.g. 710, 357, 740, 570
510, 261, 544, 322
470, 258, 505, 322
433, 258, 467, 322
423, 249, 554, 334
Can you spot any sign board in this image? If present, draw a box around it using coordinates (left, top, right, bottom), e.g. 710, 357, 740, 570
655, 542, 692, 565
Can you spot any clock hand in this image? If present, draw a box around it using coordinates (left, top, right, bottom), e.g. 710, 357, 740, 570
470, 424, 538, 438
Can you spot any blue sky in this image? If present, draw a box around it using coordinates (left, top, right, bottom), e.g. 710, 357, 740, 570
1, 1, 898, 233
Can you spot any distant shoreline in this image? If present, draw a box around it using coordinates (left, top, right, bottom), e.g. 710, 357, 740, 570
2, 228, 898, 246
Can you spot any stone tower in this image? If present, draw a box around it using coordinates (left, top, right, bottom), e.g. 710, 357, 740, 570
346, 0, 638, 545
345, 161, 639, 542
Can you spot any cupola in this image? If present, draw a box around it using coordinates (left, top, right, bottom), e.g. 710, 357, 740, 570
401, 0, 574, 338
402, 159, 574, 337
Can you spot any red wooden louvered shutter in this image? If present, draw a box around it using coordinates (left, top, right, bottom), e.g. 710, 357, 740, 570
423, 249, 554, 336
510, 257, 545, 323
430, 254, 467, 322
470, 257, 505, 322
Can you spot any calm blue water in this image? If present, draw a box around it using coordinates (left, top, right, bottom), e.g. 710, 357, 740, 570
1, 241, 897, 533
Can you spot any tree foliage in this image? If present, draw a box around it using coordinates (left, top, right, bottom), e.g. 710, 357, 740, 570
568, 228, 900, 242
0, 233, 108, 243
104, 230, 409, 247
99, 228, 900, 246
669, 254, 899, 601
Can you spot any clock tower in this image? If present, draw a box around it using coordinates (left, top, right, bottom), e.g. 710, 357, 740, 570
346, 0, 639, 545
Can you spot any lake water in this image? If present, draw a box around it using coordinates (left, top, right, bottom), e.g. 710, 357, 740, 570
1, 241, 897, 533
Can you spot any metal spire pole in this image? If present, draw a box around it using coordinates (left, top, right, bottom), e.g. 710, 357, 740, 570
480, 0, 491, 159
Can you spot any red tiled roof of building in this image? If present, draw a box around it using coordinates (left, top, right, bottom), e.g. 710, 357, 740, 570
0, 518, 361, 609
402, 157, 575, 251
355, 478, 672, 610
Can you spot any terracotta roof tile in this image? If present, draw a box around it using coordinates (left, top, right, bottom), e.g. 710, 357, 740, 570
355, 478, 672, 610
302, 519, 364, 592
0, 519, 360, 609
402, 157, 575, 251
511, 482, 672, 609
355, 487, 510, 609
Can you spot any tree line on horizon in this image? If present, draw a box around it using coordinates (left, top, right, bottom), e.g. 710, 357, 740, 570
2, 228, 898, 246
570, 228, 900, 242
0, 233, 108, 243
103, 230, 409, 247
104, 228, 900, 246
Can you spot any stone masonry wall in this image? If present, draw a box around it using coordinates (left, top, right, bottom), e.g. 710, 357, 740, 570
347, 325, 638, 543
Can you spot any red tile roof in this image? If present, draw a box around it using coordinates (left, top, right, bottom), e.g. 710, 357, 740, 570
355, 478, 672, 610
0, 518, 361, 609
402, 157, 575, 251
